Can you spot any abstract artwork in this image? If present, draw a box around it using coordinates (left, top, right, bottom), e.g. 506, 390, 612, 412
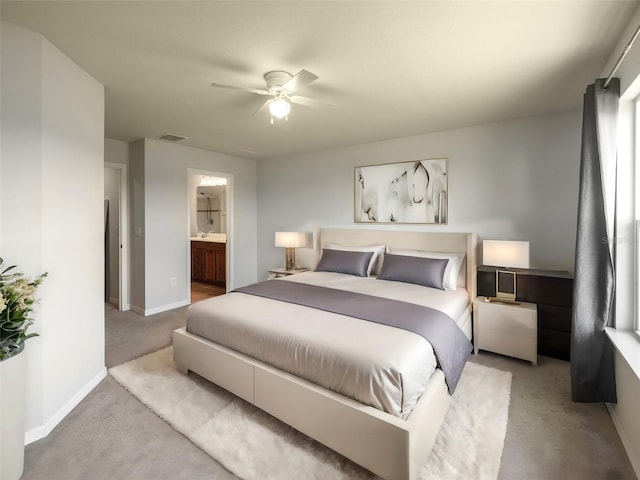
354, 158, 448, 224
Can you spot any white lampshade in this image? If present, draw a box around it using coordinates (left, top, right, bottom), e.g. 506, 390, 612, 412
483, 240, 530, 269
275, 232, 307, 248
269, 98, 291, 119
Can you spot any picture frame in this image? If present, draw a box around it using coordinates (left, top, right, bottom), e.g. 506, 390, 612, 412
354, 158, 448, 224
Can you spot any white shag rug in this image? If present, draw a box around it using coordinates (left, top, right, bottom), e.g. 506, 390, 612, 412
109, 347, 511, 480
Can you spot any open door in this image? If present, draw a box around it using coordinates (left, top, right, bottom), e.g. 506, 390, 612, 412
105, 162, 130, 311
188, 169, 233, 303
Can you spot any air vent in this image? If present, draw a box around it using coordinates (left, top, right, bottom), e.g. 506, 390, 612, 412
158, 133, 188, 142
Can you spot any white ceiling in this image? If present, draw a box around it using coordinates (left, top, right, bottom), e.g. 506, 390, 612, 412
2, 1, 638, 159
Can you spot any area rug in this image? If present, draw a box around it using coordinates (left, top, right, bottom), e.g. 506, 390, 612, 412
109, 347, 512, 480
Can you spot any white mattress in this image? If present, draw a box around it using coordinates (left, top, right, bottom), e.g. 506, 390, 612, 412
186, 271, 469, 418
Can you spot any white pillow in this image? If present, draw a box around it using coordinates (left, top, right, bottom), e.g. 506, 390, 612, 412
389, 248, 465, 290
323, 243, 387, 276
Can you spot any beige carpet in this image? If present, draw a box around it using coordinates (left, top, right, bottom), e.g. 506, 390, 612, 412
109, 347, 512, 480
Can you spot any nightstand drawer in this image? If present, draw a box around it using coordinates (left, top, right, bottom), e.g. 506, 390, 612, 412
474, 299, 538, 365
479, 329, 537, 364
476, 301, 537, 337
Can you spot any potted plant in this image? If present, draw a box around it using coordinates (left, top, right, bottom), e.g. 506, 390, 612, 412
0, 258, 46, 480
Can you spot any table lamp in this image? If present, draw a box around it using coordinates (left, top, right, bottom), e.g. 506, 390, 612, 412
483, 240, 530, 301
275, 232, 307, 270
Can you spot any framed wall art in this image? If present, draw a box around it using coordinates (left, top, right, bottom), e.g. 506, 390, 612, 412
354, 158, 448, 224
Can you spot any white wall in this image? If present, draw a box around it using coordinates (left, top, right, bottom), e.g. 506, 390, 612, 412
130, 138, 257, 314
610, 351, 640, 474
105, 137, 129, 165
1, 22, 105, 439
257, 110, 582, 276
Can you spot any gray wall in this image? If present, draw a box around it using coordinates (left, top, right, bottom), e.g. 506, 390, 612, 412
257, 109, 582, 277
130, 140, 146, 311
131, 138, 258, 314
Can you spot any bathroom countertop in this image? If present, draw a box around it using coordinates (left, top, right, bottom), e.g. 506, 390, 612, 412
190, 234, 227, 244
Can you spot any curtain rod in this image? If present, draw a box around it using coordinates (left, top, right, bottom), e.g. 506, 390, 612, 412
604, 22, 640, 89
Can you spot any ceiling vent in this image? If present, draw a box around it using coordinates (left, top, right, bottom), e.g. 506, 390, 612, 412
158, 133, 188, 142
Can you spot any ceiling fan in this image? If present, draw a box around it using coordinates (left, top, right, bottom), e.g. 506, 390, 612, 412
210, 69, 329, 124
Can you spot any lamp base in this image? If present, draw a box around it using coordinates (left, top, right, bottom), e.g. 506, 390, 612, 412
495, 270, 517, 301
284, 248, 296, 270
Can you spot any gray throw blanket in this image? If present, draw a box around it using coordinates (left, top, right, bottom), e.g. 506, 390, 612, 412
234, 280, 472, 393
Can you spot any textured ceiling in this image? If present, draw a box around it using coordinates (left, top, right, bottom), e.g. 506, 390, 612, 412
2, 1, 638, 159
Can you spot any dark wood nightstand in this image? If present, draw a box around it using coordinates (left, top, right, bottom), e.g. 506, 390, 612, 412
477, 265, 574, 361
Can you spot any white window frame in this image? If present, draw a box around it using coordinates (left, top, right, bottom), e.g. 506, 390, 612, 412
636, 220, 640, 334
635, 98, 640, 334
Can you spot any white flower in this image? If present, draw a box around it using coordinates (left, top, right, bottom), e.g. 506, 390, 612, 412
0, 258, 47, 360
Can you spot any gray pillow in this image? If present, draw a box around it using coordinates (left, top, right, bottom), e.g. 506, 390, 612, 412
315, 249, 374, 277
377, 253, 448, 289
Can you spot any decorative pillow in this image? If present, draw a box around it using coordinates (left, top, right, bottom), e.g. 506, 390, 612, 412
315, 249, 375, 277
389, 248, 465, 290
377, 253, 448, 290
323, 243, 387, 276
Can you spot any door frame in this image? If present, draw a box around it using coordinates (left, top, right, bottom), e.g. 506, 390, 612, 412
105, 162, 130, 311
187, 169, 234, 300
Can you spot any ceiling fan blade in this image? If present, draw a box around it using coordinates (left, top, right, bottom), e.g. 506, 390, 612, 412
253, 99, 271, 116
210, 83, 270, 96
283, 69, 318, 92
290, 95, 335, 108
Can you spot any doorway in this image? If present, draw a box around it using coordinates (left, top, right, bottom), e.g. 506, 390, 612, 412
104, 162, 130, 311
187, 169, 233, 304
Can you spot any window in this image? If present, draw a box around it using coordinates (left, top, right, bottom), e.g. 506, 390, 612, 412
635, 220, 640, 333
634, 98, 640, 333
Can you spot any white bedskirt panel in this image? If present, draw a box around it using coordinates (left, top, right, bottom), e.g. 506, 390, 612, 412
187, 272, 469, 418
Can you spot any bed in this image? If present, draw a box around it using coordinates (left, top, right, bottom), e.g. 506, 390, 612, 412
173, 228, 477, 480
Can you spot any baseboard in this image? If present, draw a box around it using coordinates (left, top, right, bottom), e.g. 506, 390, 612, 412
109, 298, 131, 312
144, 300, 190, 316
606, 402, 640, 478
129, 300, 189, 317
25, 367, 107, 445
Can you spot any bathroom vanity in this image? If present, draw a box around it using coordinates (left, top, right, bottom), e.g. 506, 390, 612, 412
191, 235, 226, 286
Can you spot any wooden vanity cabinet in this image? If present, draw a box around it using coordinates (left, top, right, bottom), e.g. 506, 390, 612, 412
191, 241, 226, 286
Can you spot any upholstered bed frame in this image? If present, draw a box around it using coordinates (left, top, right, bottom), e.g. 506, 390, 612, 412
173, 228, 477, 480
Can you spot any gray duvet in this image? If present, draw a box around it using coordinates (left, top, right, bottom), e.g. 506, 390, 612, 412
186, 271, 470, 418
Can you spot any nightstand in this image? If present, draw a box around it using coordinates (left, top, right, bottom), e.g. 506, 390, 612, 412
477, 265, 573, 360
267, 267, 310, 279
474, 297, 538, 365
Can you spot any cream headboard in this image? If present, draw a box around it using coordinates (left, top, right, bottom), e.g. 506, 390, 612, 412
316, 228, 477, 303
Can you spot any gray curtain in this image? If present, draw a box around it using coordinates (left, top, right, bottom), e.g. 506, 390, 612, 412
570, 78, 618, 403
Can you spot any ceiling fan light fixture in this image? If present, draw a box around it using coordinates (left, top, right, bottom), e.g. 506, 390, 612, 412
269, 97, 291, 119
